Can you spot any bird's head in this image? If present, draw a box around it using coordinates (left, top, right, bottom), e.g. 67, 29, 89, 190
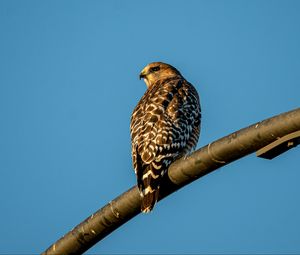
139, 62, 182, 88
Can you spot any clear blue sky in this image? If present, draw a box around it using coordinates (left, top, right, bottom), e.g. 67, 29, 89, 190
1, 0, 300, 254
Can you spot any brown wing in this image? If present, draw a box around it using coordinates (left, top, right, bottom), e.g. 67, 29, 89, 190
130, 77, 201, 186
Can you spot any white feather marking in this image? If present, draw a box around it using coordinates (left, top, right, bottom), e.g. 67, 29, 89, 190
142, 170, 160, 179
142, 207, 151, 213
144, 186, 155, 194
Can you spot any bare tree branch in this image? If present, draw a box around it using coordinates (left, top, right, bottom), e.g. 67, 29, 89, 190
43, 107, 300, 255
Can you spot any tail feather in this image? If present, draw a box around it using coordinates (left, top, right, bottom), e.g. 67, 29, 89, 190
141, 188, 159, 213
139, 163, 162, 213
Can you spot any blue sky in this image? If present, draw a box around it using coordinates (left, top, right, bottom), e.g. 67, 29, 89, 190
1, 0, 300, 254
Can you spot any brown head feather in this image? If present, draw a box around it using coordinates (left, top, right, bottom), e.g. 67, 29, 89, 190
139, 62, 182, 88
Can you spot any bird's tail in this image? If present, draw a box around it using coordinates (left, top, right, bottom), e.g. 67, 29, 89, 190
139, 163, 162, 213
141, 188, 159, 213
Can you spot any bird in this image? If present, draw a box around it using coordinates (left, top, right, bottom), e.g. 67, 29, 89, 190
130, 62, 201, 213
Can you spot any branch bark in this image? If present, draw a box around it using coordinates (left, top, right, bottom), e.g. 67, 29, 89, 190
43, 107, 300, 255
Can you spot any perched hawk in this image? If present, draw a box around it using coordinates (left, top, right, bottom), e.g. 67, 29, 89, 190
130, 62, 201, 213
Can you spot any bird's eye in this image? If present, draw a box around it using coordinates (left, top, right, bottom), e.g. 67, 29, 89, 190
150, 66, 160, 72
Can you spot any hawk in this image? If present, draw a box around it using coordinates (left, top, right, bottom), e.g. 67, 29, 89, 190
130, 62, 201, 213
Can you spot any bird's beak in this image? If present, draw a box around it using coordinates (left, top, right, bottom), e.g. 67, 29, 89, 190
139, 71, 146, 80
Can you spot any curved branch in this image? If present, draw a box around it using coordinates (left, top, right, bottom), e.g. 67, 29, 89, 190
43, 107, 300, 255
